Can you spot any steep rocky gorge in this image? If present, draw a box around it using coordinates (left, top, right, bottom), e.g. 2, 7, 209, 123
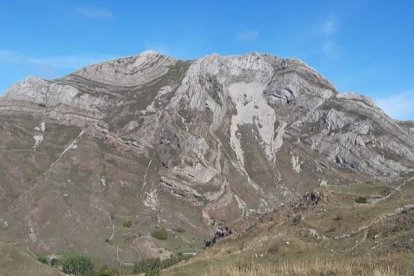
0, 51, 413, 265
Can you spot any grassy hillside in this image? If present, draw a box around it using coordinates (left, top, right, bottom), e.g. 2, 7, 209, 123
1, 178, 412, 275
0, 242, 61, 276
164, 178, 414, 275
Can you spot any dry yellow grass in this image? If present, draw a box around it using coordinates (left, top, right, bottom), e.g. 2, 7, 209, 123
165, 254, 413, 276
203, 258, 408, 276
0, 242, 62, 276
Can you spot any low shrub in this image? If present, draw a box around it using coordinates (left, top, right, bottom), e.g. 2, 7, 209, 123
151, 227, 168, 240
38, 257, 48, 264
267, 242, 279, 254
50, 258, 59, 267
174, 227, 186, 233
355, 197, 367, 204
293, 215, 302, 225
99, 265, 118, 276
122, 220, 133, 228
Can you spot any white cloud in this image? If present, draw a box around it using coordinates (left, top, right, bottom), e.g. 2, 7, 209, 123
78, 7, 113, 19
322, 19, 336, 36
319, 16, 339, 59
0, 50, 115, 69
237, 30, 259, 41
376, 91, 414, 120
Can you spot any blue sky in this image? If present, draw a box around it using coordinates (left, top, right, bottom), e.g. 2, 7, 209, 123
0, 0, 413, 120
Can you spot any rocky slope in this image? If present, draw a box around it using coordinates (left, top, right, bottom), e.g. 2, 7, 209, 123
0, 50, 413, 265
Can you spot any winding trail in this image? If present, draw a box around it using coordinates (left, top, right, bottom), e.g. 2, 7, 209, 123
331, 203, 414, 240
108, 215, 115, 241
369, 177, 414, 204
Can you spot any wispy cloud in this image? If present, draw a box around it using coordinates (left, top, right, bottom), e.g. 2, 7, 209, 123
78, 6, 113, 20
376, 91, 414, 120
0, 50, 115, 69
322, 18, 336, 36
237, 30, 259, 41
319, 16, 339, 59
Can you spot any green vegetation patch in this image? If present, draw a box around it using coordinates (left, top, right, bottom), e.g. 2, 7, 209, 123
38, 257, 48, 264
122, 220, 133, 228
133, 255, 191, 275
151, 227, 168, 240
174, 227, 186, 233
62, 255, 94, 275
355, 196, 368, 204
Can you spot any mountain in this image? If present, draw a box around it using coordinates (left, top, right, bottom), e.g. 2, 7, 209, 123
0, 51, 413, 266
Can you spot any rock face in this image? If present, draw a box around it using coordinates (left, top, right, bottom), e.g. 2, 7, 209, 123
0, 51, 413, 265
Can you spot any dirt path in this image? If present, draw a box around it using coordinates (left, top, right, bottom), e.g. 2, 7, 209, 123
369, 177, 414, 204
332, 203, 414, 240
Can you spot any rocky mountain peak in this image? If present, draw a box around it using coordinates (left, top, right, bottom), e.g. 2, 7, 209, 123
69, 50, 176, 86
